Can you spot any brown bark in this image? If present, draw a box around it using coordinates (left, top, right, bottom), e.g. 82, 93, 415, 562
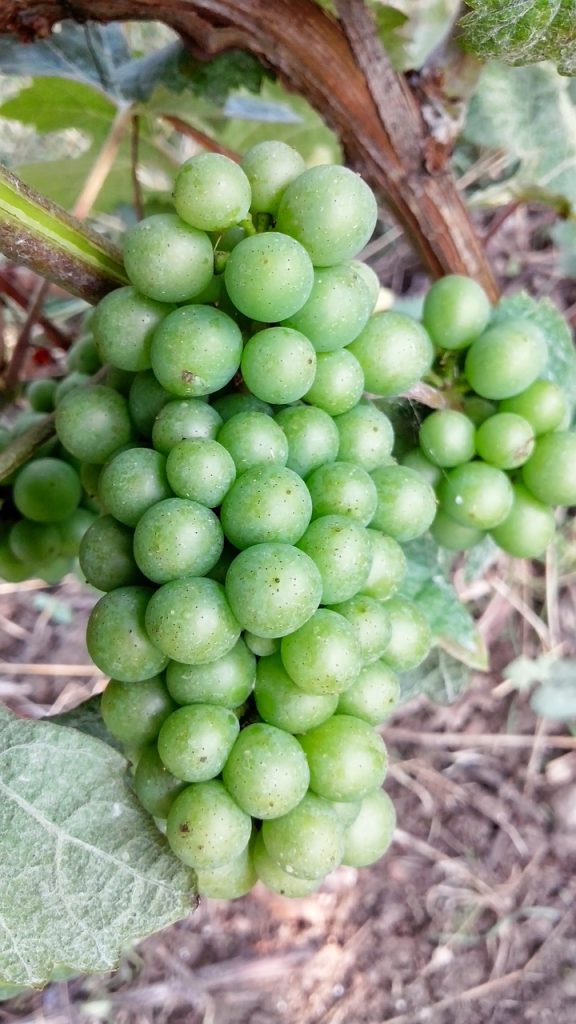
1, 0, 498, 299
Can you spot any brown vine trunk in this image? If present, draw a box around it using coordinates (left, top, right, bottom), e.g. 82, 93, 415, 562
1, 0, 497, 299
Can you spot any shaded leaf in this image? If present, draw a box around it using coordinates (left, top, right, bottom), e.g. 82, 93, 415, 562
399, 647, 471, 704
462, 0, 576, 76
462, 535, 500, 583
48, 696, 121, 751
0, 24, 129, 93
372, 0, 461, 71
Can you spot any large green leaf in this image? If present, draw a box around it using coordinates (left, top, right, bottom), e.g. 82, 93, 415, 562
0, 705, 195, 989
372, 0, 461, 71
0, 24, 129, 93
462, 0, 576, 75
0, 78, 118, 143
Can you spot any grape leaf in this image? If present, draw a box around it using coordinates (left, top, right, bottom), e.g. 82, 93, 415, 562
399, 647, 471, 704
461, 0, 576, 76
0, 78, 117, 144
0, 24, 129, 93
372, 0, 461, 71
0, 706, 196, 989
48, 696, 121, 750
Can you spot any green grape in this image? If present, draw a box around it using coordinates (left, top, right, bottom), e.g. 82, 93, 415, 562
254, 652, 338, 733
133, 745, 187, 819
174, 153, 251, 231
195, 842, 257, 899
400, 448, 442, 487
123, 214, 214, 303
217, 411, 288, 474
157, 704, 240, 782
222, 722, 310, 819
79, 461, 101, 506
166, 780, 252, 869
262, 793, 344, 879
225, 543, 322, 638
274, 404, 339, 478
87, 586, 169, 682
241, 140, 305, 215
304, 349, 364, 416
462, 395, 496, 427
241, 327, 317, 405
9, 520, 61, 564
37, 555, 74, 585
430, 509, 484, 551
422, 275, 491, 350
280, 609, 363, 696
207, 543, 236, 585
13, 458, 81, 522
105, 366, 136, 396
252, 832, 320, 897
55, 385, 133, 464
166, 439, 236, 506
128, 370, 171, 436
342, 789, 396, 867
145, 577, 240, 665
66, 334, 100, 374
212, 392, 273, 421
299, 714, 388, 802
348, 312, 434, 396
306, 461, 378, 525
133, 498, 223, 583
0, 538, 30, 582
54, 371, 90, 406
351, 260, 380, 310
419, 410, 476, 468
329, 594, 391, 664
464, 319, 548, 400
276, 165, 377, 266
334, 400, 394, 471
220, 465, 312, 549
283, 263, 374, 351
500, 379, 568, 435
438, 461, 513, 529
370, 465, 437, 541
151, 305, 243, 398
79, 515, 142, 591
93, 286, 173, 371
57, 508, 96, 557
100, 675, 175, 746
98, 447, 172, 528
337, 661, 399, 724
475, 412, 534, 470
491, 483, 555, 558
151, 397, 222, 455
381, 597, 432, 671
166, 637, 255, 708
26, 378, 57, 412
297, 515, 372, 604
215, 225, 247, 252
244, 632, 279, 658
522, 431, 576, 506
224, 233, 314, 322
361, 529, 406, 600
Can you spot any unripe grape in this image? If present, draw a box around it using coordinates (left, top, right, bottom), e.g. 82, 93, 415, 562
522, 431, 576, 506
87, 586, 169, 682
342, 789, 396, 867
55, 385, 133, 464
306, 460, 378, 525
283, 263, 374, 351
166, 439, 236, 506
361, 529, 407, 600
13, 458, 82, 523
299, 714, 388, 802
151, 305, 242, 398
166, 780, 252, 869
224, 233, 314, 322
97, 448, 172, 528
220, 465, 312, 549
464, 319, 548, 400
419, 410, 476, 468
500, 379, 568, 435
157, 704, 240, 783
152, 398, 222, 455
222, 723, 310, 819
9, 520, 61, 565
133, 745, 186, 819
26, 378, 57, 412
297, 515, 372, 604
225, 542, 322, 638
79, 515, 143, 591
274, 404, 340, 478
252, 832, 320, 897
491, 484, 555, 558
400, 448, 442, 487
337, 661, 400, 724
304, 349, 364, 416
123, 214, 214, 303
423, 275, 491, 350
128, 370, 171, 436
166, 637, 255, 709
438, 461, 514, 529
100, 675, 175, 747
217, 412, 288, 474
329, 594, 391, 664
133, 498, 224, 583
145, 577, 241, 665
254, 653, 338, 733
262, 793, 344, 879
280, 609, 363, 695
174, 153, 251, 231
430, 509, 484, 552
195, 843, 257, 899
241, 327, 316, 404
381, 597, 432, 672
370, 465, 437, 541
335, 400, 394, 471
348, 312, 434, 397
241, 140, 305, 215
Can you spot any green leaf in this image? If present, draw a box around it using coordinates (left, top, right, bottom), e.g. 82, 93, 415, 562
0, 705, 195, 989
0, 78, 118, 144
48, 697, 121, 750
461, 0, 576, 76
0, 24, 129, 92
372, 0, 461, 71
399, 647, 471, 704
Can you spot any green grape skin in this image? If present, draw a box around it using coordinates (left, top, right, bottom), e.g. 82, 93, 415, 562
105, 366, 136, 396
222, 722, 310, 819
66, 334, 101, 374
522, 431, 576, 506
244, 632, 279, 658
262, 793, 344, 880
297, 515, 372, 605
430, 509, 484, 552
491, 483, 555, 558
150, 305, 242, 399
299, 714, 388, 802
55, 385, 133, 464
464, 319, 548, 400
37, 555, 74, 585
252, 832, 320, 897
57, 507, 96, 557
123, 214, 214, 303
214, 225, 247, 251
329, 594, 391, 665
280, 609, 363, 696
151, 398, 222, 455
79, 461, 102, 505
240, 327, 317, 405
419, 410, 476, 468
274, 405, 340, 479
220, 465, 312, 549
337, 661, 400, 725
54, 371, 90, 406
225, 543, 322, 639
26, 378, 57, 412
166, 439, 236, 506
351, 260, 380, 310
128, 370, 171, 436
79, 514, 143, 591
422, 275, 491, 351
207, 543, 237, 585
370, 465, 437, 542
173, 153, 252, 232
276, 164, 377, 266
400, 448, 442, 488
283, 263, 374, 351
306, 461, 378, 525
224, 232, 314, 322
133, 745, 187, 819
342, 789, 396, 867
462, 396, 497, 427
9, 520, 61, 565
100, 675, 175, 747
217, 411, 288, 474
145, 577, 241, 666
0, 538, 32, 583
334, 400, 394, 472
348, 312, 434, 397
438, 461, 514, 529
195, 842, 257, 899
241, 140, 305, 215
133, 498, 223, 584
13, 458, 81, 523
361, 529, 406, 601
157, 704, 240, 783
475, 412, 535, 470
304, 349, 364, 416
93, 286, 173, 372
97, 448, 172, 528
166, 637, 255, 708
500, 379, 568, 435
254, 652, 338, 733
166, 779, 252, 869
381, 597, 432, 672
87, 586, 169, 682
212, 392, 273, 421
